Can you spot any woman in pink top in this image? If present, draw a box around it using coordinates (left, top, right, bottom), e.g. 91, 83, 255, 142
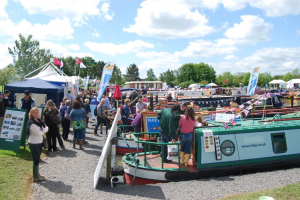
179, 106, 196, 167
142, 95, 148, 103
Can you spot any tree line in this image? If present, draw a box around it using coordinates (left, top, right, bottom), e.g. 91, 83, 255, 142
1, 33, 299, 88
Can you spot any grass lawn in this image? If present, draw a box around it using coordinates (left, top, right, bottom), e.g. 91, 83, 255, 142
223, 182, 300, 200
0, 146, 40, 200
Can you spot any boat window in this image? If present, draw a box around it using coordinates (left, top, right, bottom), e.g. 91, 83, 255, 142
271, 133, 287, 154
220, 140, 235, 156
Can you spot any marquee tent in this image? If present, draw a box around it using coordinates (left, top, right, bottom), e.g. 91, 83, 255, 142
24, 62, 73, 96
269, 79, 287, 88
5, 78, 64, 108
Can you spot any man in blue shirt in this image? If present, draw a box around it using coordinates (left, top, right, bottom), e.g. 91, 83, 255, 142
102, 94, 110, 110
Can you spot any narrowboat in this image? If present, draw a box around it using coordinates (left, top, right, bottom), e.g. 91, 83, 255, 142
123, 118, 300, 185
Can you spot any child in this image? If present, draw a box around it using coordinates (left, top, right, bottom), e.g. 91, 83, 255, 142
196, 116, 203, 127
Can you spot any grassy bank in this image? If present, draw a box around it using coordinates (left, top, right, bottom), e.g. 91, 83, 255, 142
224, 182, 300, 200
0, 147, 33, 200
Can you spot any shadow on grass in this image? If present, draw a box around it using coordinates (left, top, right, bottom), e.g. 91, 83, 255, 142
38, 180, 72, 194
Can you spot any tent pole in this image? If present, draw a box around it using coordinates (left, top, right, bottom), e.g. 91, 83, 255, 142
23, 62, 48, 78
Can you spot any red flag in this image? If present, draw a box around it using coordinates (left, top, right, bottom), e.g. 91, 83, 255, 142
76, 58, 82, 64
54, 58, 61, 66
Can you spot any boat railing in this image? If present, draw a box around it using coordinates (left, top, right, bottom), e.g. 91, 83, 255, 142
130, 132, 182, 170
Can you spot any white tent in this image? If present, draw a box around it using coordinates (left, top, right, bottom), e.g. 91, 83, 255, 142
24, 62, 73, 96
207, 83, 218, 86
269, 79, 287, 88
269, 79, 286, 84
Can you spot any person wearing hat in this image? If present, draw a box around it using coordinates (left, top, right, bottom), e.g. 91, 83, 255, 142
136, 97, 147, 113
18, 90, 37, 112
3, 90, 11, 108
0, 92, 4, 128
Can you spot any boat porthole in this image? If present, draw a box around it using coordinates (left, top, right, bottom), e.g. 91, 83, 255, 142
220, 140, 235, 156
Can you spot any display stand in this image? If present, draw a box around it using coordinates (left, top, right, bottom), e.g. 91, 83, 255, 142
0, 108, 28, 156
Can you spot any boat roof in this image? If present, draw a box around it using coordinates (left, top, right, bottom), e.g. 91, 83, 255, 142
196, 118, 300, 135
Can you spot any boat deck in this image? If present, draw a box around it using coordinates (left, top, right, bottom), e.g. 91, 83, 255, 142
138, 154, 198, 172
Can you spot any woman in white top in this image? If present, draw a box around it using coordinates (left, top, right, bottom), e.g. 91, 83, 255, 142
27, 107, 49, 183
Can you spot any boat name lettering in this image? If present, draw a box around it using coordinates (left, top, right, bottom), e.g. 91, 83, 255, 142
242, 143, 266, 148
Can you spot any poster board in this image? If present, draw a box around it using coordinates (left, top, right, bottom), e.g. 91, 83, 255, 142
37, 107, 44, 119
0, 108, 28, 155
142, 113, 160, 132
15, 93, 47, 108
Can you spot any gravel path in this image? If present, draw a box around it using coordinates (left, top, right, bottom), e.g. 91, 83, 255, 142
32, 125, 300, 200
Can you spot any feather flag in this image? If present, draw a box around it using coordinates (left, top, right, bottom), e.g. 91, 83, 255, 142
223, 123, 230, 130
54, 58, 61, 66
229, 119, 237, 126
76, 58, 82, 64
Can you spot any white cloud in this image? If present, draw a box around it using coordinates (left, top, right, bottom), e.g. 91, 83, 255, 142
224, 55, 238, 60
224, 15, 272, 43
101, 2, 114, 20
66, 44, 80, 50
92, 29, 100, 38
0, 43, 14, 69
15, 0, 113, 24
184, 0, 300, 17
101, 2, 109, 12
40, 41, 92, 58
214, 47, 300, 75
0, 0, 14, 35
175, 39, 238, 57
1, 18, 74, 41
136, 51, 181, 77
248, 0, 300, 17
123, 0, 215, 39
84, 40, 154, 56
175, 15, 272, 58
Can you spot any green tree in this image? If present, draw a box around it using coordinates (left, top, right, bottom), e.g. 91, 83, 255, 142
283, 72, 294, 82
146, 68, 157, 81
159, 69, 175, 86
291, 68, 300, 79
272, 75, 284, 80
216, 72, 234, 87
110, 65, 125, 86
0, 64, 17, 86
124, 63, 140, 81
8, 33, 52, 80
242, 72, 251, 86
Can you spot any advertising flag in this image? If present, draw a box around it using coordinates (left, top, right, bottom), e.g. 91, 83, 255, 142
247, 67, 260, 95
97, 62, 115, 101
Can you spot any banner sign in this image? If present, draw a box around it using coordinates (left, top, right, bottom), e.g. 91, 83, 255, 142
97, 62, 115, 101
247, 67, 260, 95
84, 75, 89, 90
215, 113, 235, 123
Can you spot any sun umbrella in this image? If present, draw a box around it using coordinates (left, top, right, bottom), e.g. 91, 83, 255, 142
113, 84, 122, 108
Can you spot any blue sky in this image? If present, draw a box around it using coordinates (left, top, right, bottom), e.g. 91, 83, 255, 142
1, 0, 300, 78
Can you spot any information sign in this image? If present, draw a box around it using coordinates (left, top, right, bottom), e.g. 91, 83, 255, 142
203, 130, 215, 153
0, 108, 28, 155
215, 113, 235, 123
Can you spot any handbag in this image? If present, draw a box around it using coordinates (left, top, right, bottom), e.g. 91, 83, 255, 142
65, 110, 71, 120
42, 135, 48, 149
48, 110, 61, 124
176, 126, 181, 136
